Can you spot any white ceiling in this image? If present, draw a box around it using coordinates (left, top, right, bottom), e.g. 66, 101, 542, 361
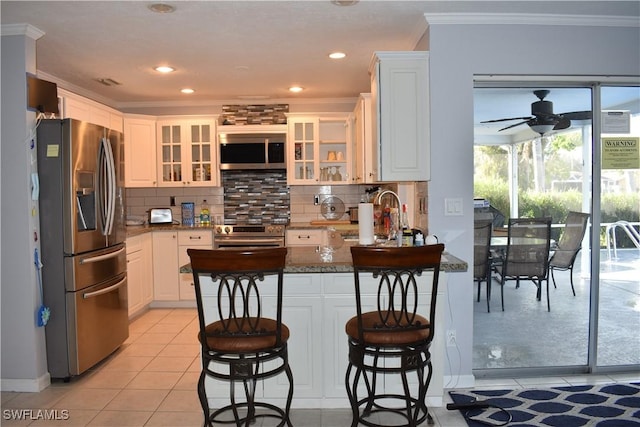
2, 1, 640, 142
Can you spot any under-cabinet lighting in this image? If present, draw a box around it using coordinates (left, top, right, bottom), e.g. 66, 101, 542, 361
181, 88, 194, 94
329, 52, 346, 59
289, 86, 304, 93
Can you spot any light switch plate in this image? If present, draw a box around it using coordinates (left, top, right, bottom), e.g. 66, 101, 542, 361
444, 198, 463, 216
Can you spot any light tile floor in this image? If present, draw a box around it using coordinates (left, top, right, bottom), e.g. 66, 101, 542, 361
2, 308, 638, 426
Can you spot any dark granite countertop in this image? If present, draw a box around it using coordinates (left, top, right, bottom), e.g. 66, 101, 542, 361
180, 241, 468, 274
126, 224, 215, 237
129, 224, 468, 273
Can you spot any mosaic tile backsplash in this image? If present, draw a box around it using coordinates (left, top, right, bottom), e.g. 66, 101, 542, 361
220, 104, 289, 125
222, 170, 290, 224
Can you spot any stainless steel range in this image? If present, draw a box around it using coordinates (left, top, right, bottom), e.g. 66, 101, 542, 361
213, 224, 286, 249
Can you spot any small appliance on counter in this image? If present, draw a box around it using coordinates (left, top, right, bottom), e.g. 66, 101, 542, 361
148, 208, 173, 225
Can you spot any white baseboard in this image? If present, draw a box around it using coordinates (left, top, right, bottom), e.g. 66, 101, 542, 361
1, 372, 51, 392
443, 374, 475, 390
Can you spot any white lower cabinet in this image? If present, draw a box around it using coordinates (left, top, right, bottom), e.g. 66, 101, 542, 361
152, 229, 213, 303
322, 273, 378, 402
151, 231, 179, 301
285, 229, 325, 247
264, 274, 323, 401
126, 233, 153, 317
178, 230, 213, 300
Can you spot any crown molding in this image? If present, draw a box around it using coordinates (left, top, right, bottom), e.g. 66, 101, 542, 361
424, 13, 640, 28
37, 71, 118, 108
115, 97, 359, 110
409, 17, 429, 50
1, 23, 45, 39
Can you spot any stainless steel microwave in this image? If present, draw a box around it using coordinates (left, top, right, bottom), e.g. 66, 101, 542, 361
219, 133, 286, 170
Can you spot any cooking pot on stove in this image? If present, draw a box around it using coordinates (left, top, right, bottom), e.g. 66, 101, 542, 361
348, 206, 359, 224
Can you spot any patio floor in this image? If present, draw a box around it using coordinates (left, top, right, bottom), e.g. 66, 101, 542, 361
473, 248, 640, 370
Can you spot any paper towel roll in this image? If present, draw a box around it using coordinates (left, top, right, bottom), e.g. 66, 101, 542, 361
358, 203, 375, 245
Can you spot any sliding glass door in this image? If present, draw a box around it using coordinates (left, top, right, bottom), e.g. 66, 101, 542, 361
595, 85, 640, 368
473, 83, 640, 375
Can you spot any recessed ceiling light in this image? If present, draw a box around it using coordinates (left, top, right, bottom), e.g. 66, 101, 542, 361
181, 88, 194, 94
148, 3, 175, 13
154, 66, 175, 73
331, 0, 358, 6
329, 52, 346, 59
289, 86, 304, 93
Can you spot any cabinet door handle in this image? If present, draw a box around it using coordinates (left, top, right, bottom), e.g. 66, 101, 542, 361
189, 236, 202, 240
298, 235, 311, 240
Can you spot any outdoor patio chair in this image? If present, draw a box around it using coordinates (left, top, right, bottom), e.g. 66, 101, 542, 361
549, 211, 590, 296
474, 219, 493, 312
495, 217, 553, 311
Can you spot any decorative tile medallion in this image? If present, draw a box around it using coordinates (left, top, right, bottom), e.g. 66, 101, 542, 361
220, 104, 289, 125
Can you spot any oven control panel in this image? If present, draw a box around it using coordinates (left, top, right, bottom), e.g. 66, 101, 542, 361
214, 224, 285, 237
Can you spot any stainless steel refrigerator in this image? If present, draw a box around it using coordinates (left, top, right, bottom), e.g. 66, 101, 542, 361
37, 119, 128, 379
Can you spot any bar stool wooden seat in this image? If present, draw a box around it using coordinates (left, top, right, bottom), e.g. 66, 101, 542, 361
346, 244, 445, 427
187, 248, 293, 427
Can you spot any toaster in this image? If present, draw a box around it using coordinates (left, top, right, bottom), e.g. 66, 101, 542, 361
148, 208, 173, 225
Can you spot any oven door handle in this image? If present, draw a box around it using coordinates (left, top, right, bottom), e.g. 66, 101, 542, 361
217, 238, 284, 246
83, 277, 126, 299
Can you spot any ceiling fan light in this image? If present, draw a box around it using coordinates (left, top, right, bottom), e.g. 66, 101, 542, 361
530, 123, 555, 135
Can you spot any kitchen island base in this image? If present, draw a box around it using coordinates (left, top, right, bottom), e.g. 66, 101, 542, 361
196, 271, 447, 409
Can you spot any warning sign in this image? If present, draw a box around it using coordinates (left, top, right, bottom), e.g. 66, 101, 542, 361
602, 137, 640, 170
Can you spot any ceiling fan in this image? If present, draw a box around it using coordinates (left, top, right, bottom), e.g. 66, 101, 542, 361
482, 90, 592, 135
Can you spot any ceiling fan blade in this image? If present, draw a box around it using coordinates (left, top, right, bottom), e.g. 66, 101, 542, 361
498, 120, 529, 131
481, 116, 533, 124
560, 110, 592, 121
553, 117, 571, 130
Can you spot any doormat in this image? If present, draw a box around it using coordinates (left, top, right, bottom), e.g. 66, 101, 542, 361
448, 382, 640, 426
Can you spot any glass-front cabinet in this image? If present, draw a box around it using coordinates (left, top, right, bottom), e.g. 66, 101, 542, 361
156, 117, 218, 187
287, 114, 351, 185
289, 116, 317, 183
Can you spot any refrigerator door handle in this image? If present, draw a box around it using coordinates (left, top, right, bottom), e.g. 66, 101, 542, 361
98, 137, 117, 237
79, 246, 126, 264
83, 276, 126, 299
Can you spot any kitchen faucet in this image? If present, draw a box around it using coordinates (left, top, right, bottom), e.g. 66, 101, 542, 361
376, 190, 403, 247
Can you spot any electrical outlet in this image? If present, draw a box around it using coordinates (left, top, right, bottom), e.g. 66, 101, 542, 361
446, 329, 456, 347
170, 196, 176, 206
314, 195, 320, 205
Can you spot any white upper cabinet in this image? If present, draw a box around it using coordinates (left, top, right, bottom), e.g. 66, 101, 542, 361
369, 52, 430, 181
58, 88, 123, 132
156, 116, 218, 187
124, 114, 157, 187
287, 114, 352, 185
352, 93, 376, 183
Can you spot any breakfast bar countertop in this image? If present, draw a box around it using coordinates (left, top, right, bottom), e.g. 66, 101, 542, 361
180, 241, 468, 274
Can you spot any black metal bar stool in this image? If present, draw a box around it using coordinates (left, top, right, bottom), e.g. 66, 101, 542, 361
187, 248, 293, 427
346, 244, 445, 427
